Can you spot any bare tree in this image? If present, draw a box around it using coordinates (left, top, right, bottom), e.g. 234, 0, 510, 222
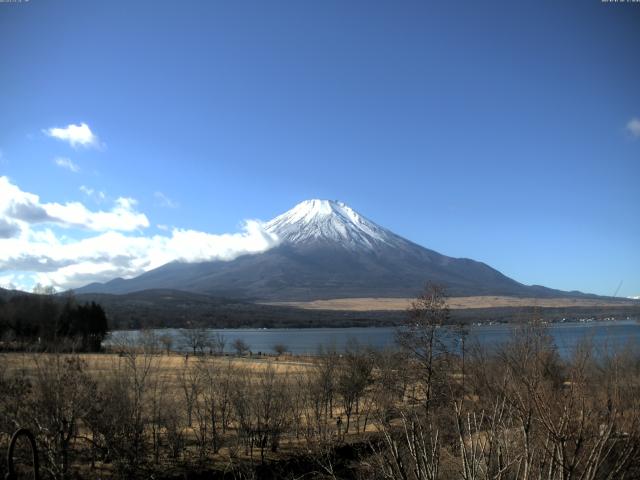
316, 344, 339, 420
336, 340, 373, 434
396, 283, 450, 412
230, 364, 292, 463
211, 332, 226, 355
232, 338, 250, 356
297, 368, 341, 478
139, 329, 161, 353
179, 363, 201, 428
194, 357, 234, 455
373, 284, 450, 480
254, 365, 292, 460
159, 333, 173, 354
373, 406, 441, 480
148, 367, 170, 464
180, 327, 211, 355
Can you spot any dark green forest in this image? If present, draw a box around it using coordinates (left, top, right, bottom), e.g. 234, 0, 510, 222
0, 293, 108, 352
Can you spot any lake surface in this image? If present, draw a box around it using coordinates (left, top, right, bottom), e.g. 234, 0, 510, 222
108, 319, 640, 357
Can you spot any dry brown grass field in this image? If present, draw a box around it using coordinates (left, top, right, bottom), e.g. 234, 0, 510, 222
1, 351, 316, 377
264, 295, 638, 311
0, 350, 382, 478
0, 352, 375, 478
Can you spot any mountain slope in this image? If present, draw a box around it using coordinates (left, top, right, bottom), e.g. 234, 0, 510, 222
76, 199, 587, 300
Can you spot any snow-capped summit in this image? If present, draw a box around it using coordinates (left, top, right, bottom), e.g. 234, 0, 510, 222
265, 199, 398, 250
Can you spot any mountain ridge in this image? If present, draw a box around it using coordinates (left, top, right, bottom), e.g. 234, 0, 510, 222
75, 199, 599, 301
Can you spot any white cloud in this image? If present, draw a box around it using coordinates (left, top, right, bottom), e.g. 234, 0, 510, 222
154, 191, 178, 208
0, 177, 280, 290
44, 198, 149, 231
627, 118, 640, 139
54, 156, 80, 173
0, 176, 148, 231
44, 122, 100, 148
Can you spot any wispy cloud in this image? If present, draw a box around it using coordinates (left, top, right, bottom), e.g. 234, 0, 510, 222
79, 185, 106, 202
44, 122, 101, 149
79, 185, 94, 196
154, 191, 179, 208
626, 118, 640, 139
54, 156, 80, 173
0, 176, 280, 290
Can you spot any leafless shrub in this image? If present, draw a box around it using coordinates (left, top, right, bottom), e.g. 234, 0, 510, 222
27, 355, 96, 479
87, 343, 159, 477
273, 343, 288, 356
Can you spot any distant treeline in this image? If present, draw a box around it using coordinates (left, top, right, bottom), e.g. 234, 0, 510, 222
1, 287, 638, 338
75, 290, 404, 330
0, 293, 108, 351
76, 290, 640, 330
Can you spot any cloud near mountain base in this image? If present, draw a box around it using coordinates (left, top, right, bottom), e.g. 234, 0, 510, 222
0, 177, 280, 291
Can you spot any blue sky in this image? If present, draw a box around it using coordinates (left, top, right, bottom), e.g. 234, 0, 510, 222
0, 0, 639, 296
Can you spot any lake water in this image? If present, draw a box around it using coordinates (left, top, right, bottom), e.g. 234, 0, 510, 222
107, 319, 640, 357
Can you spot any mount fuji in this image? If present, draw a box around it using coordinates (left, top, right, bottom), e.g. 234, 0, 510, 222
76, 199, 583, 301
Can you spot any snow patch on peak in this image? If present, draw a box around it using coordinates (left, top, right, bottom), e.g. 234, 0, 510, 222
265, 199, 403, 250
281, 199, 359, 223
